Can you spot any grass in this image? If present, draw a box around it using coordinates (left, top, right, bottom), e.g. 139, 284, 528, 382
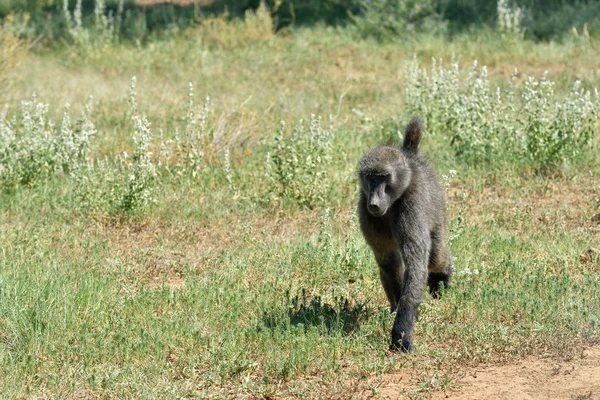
1, 24, 600, 398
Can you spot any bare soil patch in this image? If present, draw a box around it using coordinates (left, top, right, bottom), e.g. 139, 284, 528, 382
377, 347, 600, 400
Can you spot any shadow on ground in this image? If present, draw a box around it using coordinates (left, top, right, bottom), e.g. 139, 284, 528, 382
261, 290, 373, 335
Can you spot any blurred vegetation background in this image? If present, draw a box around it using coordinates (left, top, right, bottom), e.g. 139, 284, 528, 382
1, 0, 600, 45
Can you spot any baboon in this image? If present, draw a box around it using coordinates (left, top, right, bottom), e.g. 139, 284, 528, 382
358, 118, 453, 352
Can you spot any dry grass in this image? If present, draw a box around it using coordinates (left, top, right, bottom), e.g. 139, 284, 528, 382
0, 15, 28, 92
193, 2, 276, 49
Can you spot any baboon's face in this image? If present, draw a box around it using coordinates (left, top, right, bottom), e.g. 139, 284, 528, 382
361, 169, 407, 217
363, 173, 392, 217
359, 147, 411, 217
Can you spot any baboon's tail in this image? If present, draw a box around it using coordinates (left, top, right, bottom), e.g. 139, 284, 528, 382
403, 118, 422, 153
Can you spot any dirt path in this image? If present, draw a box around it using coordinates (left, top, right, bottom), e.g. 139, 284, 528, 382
378, 347, 600, 400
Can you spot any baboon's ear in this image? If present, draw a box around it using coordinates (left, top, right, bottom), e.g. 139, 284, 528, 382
403, 118, 423, 153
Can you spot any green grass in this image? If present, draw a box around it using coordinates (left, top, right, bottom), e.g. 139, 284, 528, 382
1, 26, 600, 398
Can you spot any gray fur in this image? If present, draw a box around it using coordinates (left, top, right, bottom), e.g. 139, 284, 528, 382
358, 118, 453, 352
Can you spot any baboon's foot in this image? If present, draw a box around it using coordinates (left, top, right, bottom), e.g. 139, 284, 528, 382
428, 272, 451, 298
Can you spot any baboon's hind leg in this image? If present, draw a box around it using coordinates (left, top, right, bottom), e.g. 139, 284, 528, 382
427, 271, 452, 298
427, 229, 453, 298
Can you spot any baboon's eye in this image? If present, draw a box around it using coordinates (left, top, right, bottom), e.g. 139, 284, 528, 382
384, 185, 392, 195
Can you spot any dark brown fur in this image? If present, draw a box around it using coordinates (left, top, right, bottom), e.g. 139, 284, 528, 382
358, 118, 453, 352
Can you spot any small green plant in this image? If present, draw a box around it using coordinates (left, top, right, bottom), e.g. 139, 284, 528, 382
74, 79, 156, 217
303, 207, 365, 284
317, 207, 333, 250
441, 169, 466, 262
441, 169, 458, 194
74, 116, 156, 217
154, 82, 214, 179
174, 83, 211, 177
222, 147, 236, 195
336, 209, 364, 283
450, 192, 467, 246
120, 115, 156, 213
269, 115, 333, 209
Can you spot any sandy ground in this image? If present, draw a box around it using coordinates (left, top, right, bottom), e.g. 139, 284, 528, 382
377, 347, 600, 400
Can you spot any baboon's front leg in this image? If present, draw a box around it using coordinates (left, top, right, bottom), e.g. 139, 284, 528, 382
390, 238, 430, 352
428, 230, 454, 298
375, 249, 403, 313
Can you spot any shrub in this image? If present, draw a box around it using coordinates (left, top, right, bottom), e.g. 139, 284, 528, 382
0, 95, 95, 191
268, 115, 333, 209
404, 56, 600, 170
74, 115, 156, 217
